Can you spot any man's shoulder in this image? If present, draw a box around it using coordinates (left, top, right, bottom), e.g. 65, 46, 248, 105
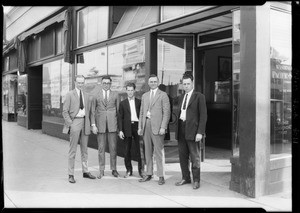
120, 98, 128, 104
142, 91, 149, 97
193, 91, 204, 97
158, 89, 168, 97
66, 89, 75, 97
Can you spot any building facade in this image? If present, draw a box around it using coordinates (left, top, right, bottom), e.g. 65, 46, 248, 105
2, 3, 292, 197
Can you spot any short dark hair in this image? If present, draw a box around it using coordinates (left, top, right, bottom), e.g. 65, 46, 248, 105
102, 76, 112, 82
75, 75, 85, 81
182, 73, 193, 81
126, 82, 136, 90
149, 74, 159, 80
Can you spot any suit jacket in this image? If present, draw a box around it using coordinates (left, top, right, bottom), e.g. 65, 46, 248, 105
175, 91, 207, 141
139, 89, 171, 135
62, 89, 92, 135
118, 97, 141, 137
91, 89, 120, 133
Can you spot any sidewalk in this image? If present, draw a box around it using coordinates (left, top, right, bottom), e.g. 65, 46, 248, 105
2, 120, 291, 210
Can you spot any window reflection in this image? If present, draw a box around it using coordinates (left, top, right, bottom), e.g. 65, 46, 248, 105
108, 37, 146, 100
270, 10, 291, 156
77, 6, 109, 48
157, 36, 193, 141
43, 59, 71, 124
76, 47, 108, 94
232, 10, 240, 156
2, 74, 17, 114
17, 74, 27, 116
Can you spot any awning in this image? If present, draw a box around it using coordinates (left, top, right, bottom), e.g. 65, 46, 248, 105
3, 37, 17, 55
18, 10, 66, 41
112, 6, 159, 38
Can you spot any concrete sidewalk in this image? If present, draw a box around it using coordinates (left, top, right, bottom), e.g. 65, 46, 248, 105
2, 121, 291, 210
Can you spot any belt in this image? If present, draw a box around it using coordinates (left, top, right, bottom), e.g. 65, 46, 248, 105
131, 121, 138, 124
74, 116, 85, 119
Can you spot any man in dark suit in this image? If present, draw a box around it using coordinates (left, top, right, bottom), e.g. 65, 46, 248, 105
138, 74, 170, 185
118, 83, 144, 178
91, 76, 120, 179
175, 73, 207, 189
62, 75, 96, 183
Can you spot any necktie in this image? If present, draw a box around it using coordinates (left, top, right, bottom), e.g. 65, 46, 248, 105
182, 93, 188, 110
150, 90, 154, 105
79, 90, 84, 110
104, 90, 108, 106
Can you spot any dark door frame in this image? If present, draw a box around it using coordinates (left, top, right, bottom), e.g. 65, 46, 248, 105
27, 65, 43, 129
195, 43, 233, 150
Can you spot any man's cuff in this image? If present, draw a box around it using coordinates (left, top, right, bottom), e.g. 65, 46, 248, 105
91, 124, 96, 127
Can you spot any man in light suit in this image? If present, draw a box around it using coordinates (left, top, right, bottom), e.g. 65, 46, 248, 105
91, 76, 120, 179
118, 82, 144, 178
138, 74, 170, 185
62, 75, 96, 183
175, 73, 207, 189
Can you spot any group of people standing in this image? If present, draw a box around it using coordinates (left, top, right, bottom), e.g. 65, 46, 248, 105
62, 72, 207, 190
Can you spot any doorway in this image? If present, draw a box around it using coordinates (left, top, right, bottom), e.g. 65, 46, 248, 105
196, 45, 232, 149
27, 65, 43, 129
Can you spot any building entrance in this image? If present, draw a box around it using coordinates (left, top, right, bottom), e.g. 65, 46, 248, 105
197, 45, 232, 149
27, 65, 43, 129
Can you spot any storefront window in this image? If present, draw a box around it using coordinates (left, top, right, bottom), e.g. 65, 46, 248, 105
270, 9, 291, 156
77, 6, 109, 48
157, 36, 193, 141
42, 59, 71, 124
2, 74, 17, 115
17, 74, 28, 117
232, 10, 240, 156
108, 37, 146, 100
76, 47, 108, 94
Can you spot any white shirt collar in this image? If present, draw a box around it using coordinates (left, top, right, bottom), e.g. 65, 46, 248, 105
186, 89, 194, 96
150, 88, 158, 95
128, 96, 135, 101
75, 87, 81, 95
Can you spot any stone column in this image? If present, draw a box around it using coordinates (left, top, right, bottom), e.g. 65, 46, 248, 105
239, 3, 271, 197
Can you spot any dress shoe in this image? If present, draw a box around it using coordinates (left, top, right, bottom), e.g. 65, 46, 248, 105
158, 177, 165, 185
97, 170, 104, 179
68, 175, 76, 183
112, 170, 119, 177
175, 179, 191, 186
138, 170, 145, 178
193, 181, 200, 189
83, 172, 96, 179
139, 175, 152, 182
123, 171, 133, 178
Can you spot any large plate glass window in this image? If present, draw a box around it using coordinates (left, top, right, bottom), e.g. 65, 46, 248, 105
76, 47, 108, 94
157, 36, 193, 141
232, 10, 240, 156
77, 6, 109, 48
270, 9, 291, 156
42, 59, 71, 124
108, 37, 146, 100
17, 74, 28, 117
